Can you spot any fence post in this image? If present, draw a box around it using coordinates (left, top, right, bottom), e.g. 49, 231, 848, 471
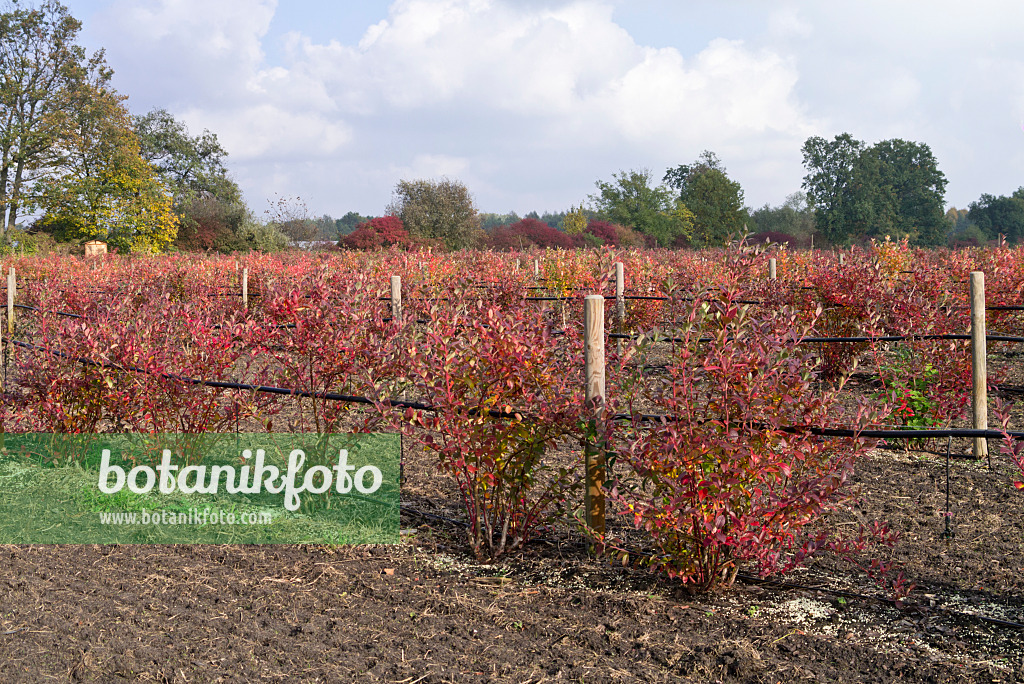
534, 258, 540, 278
970, 271, 988, 460
615, 262, 625, 355
391, 275, 402, 321
7, 267, 14, 334
242, 267, 249, 309
839, 253, 845, 267
584, 295, 606, 536
769, 258, 777, 280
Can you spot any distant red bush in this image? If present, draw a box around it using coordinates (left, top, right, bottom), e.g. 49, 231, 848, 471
584, 220, 646, 248
487, 218, 572, 250
339, 216, 411, 250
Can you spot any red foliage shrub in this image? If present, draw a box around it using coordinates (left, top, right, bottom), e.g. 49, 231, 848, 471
487, 218, 572, 250
610, 287, 881, 591
339, 216, 411, 250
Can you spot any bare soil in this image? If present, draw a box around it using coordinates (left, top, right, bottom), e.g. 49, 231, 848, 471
0, 432, 1022, 683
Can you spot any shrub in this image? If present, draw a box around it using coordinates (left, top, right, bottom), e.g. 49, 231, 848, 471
610, 287, 880, 591
339, 216, 412, 250
487, 218, 572, 250
391, 294, 584, 561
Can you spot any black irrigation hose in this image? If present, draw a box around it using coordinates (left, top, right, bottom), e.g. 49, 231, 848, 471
13, 304, 85, 319
608, 331, 1024, 344
9, 340, 522, 421
19, 336, 1024, 442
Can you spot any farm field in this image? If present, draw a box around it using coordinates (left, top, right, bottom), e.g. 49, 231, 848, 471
0, 241, 1022, 682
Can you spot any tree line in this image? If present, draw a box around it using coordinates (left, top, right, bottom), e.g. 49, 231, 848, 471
3, 2, 1020, 254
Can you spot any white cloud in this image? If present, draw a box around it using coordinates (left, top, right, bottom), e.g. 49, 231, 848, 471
78, 0, 1024, 215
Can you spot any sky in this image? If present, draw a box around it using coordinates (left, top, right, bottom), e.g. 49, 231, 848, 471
62, 0, 1024, 220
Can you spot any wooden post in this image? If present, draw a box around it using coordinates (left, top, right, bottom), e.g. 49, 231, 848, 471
615, 262, 625, 355
390, 275, 402, 321
769, 258, 777, 280
839, 253, 845, 267
7, 267, 14, 334
970, 271, 988, 459
584, 295, 606, 536
242, 267, 249, 309
534, 258, 540, 278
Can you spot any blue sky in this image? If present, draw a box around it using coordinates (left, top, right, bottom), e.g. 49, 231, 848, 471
63, 0, 1024, 220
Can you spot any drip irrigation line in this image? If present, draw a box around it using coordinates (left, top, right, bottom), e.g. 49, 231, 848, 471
9, 339, 525, 420
14, 335, 1024, 440
608, 331, 1024, 344
13, 304, 85, 319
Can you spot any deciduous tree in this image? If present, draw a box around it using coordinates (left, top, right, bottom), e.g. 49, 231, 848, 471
0, 0, 104, 233
33, 80, 177, 252
589, 168, 689, 246
664, 151, 747, 247
388, 178, 480, 250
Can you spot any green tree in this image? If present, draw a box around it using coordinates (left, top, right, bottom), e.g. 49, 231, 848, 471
664, 151, 747, 247
589, 168, 689, 246
133, 107, 239, 205
863, 139, 947, 245
0, 0, 104, 233
968, 188, 1024, 243
387, 178, 480, 250
34, 80, 177, 253
336, 211, 372, 236
800, 134, 867, 245
801, 134, 948, 246
749, 191, 816, 245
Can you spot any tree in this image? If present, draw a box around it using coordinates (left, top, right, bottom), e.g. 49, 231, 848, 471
561, 203, 586, 235
133, 107, 239, 205
387, 178, 480, 250
336, 211, 372, 236
33, 79, 177, 252
664, 151, 747, 247
863, 139, 947, 245
589, 168, 690, 246
0, 0, 105, 233
749, 191, 816, 246
801, 134, 948, 246
968, 188, 1024, 243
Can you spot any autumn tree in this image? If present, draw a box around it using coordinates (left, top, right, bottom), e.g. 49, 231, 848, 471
387, 178, 480, 250
561, 203, 586, 235
33, 79, 177, 253
0, 0, 103, 234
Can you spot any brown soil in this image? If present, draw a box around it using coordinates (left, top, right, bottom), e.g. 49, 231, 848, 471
0, 435, 1022, 683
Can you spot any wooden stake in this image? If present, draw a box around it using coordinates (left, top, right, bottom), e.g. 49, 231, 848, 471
391, 275, 402, 321
970, 271, 988, 459
242, 267, 249, 309
769, 258, 777, 280
7, 267, 14, 334
615, 262, 625, 355
584, 295, 606, 536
